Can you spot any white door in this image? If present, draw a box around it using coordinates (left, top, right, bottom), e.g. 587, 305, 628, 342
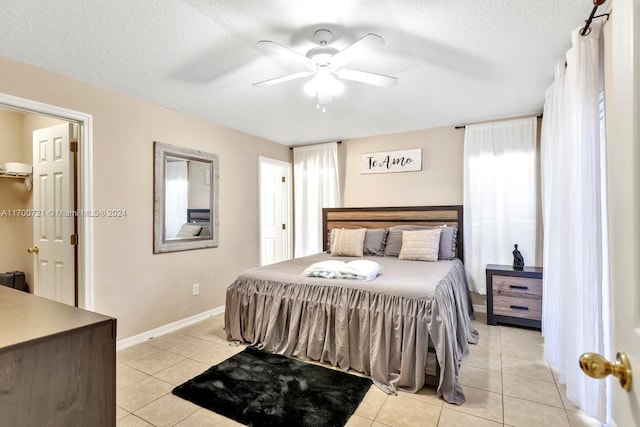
603, 0, 640, 424
259, 157, 292, 266
32, 123, 76, 305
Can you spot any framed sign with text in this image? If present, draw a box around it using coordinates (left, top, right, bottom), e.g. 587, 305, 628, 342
360, 148, 422, 174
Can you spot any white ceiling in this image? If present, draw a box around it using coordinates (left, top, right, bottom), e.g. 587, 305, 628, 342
0, 1, 597, 145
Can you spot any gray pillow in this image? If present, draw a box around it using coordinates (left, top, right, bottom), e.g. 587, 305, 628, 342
384, 225, 431, 257
384, 225, 458, 259
329, 228, 389, 256
438, 226, 458, 260
363, 228, 388, 256
199, 223, 211, 238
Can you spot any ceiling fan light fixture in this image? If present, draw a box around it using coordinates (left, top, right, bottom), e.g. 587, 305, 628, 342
303, 65, 344, 100
255, 30, 396, 110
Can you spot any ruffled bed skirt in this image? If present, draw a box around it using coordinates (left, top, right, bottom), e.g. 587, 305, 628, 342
225, 257, 478, 404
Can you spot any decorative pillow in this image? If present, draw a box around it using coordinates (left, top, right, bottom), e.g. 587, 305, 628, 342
330, 228, 367, 257
363, 228, 388, 256
176, 223, 202, 238
398, 229, 441, 262
327, 228, 337, 254
384, 224, 458, 259
438, 225, 458, 260
199, 223, 212, 238
384, 225, 431, 257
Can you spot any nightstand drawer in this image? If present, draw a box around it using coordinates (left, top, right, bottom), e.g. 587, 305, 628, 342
492, 276, 542, 299
493, 295, 542, 320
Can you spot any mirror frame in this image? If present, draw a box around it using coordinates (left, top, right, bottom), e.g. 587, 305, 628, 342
153, 141, 219, 253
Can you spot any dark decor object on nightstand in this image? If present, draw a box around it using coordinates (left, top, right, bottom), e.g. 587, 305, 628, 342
486, 264, 543, 329
512, 244, 525, 269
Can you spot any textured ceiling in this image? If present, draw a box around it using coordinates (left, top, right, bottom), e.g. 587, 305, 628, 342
0, 1, 597, 145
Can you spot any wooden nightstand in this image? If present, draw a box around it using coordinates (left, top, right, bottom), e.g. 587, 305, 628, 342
486, 264, 543, 329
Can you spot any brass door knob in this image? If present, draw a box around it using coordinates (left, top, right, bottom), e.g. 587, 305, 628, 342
579, 351, 632, 391
27, 246, 39, 254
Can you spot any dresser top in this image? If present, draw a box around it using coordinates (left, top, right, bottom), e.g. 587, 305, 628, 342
0, 286, 114, 351
486, 264, 543, 274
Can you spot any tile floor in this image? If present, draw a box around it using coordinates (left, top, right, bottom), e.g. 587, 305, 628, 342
116, 312, 602, 427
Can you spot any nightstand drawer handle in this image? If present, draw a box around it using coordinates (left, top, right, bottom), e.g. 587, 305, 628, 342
509, 285, 529, 290
510, 305, 529, 311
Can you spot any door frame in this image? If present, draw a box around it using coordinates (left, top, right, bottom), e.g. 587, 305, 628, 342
258, 156, 292, 265
607, 0, 640, 424
0, 92, 94, 310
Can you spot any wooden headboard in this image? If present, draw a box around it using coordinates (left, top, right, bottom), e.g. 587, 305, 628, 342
187, 208, 210, 223
322, 205, 464, 259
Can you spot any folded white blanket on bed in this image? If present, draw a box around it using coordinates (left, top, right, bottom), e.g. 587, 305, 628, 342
303, 259, 380, 281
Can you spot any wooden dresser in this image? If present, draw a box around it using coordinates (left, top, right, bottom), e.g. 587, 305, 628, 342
0, 286, 117, 426
486, 264, 543, 329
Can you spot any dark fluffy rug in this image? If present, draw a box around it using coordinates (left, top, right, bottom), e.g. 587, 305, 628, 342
172, 346, 372, 427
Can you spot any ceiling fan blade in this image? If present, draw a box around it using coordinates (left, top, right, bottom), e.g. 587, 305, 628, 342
257, 40, 311, 68
331, 33, 385, 68
253, 71, 313, 87
336, 69, 398, 88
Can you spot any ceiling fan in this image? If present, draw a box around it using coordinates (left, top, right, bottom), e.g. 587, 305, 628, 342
253, 29, 398, 110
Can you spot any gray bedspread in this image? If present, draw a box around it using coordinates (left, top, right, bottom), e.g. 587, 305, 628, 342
224, 253, 478, 404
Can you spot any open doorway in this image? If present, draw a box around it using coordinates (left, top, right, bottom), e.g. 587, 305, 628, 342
0, 93, 94, 309
259, 156, 292, 266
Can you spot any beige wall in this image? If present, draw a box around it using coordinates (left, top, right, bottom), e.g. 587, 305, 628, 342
0, 56, 290, 339
338, 126, 491, 308
340, 126, 465, 207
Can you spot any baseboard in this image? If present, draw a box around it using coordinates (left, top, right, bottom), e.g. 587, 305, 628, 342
116, 305, 225, 351
473, 304, 487, 313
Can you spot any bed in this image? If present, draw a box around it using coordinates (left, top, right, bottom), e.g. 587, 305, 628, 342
224, 206, 478, 404
186, 208, 211, 237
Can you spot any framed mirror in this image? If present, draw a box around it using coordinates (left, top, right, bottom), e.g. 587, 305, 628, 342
153, 141, 219, 253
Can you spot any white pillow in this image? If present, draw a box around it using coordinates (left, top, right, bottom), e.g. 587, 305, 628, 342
175, 223, 202, 238
330, 228, 367, 257
398, 229, 441, 262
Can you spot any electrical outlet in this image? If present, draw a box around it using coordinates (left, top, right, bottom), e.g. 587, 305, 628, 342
192, 283, 199, 296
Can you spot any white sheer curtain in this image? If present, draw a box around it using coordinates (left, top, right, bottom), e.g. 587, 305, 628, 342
541, 23, 607, 421
165, 159, 189, 239
463, 117, 538, 294
293, 142, 340, 257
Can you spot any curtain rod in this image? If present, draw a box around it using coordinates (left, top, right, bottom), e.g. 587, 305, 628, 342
580, 0, 608, 36
454, 114, 543, 130
290, 141, 342, 150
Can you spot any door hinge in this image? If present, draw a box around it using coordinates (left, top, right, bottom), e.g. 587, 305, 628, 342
70, 140, 78, 153
281, 176, 286, 183
70, 234, 78, 245
282, 224, 286, 230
